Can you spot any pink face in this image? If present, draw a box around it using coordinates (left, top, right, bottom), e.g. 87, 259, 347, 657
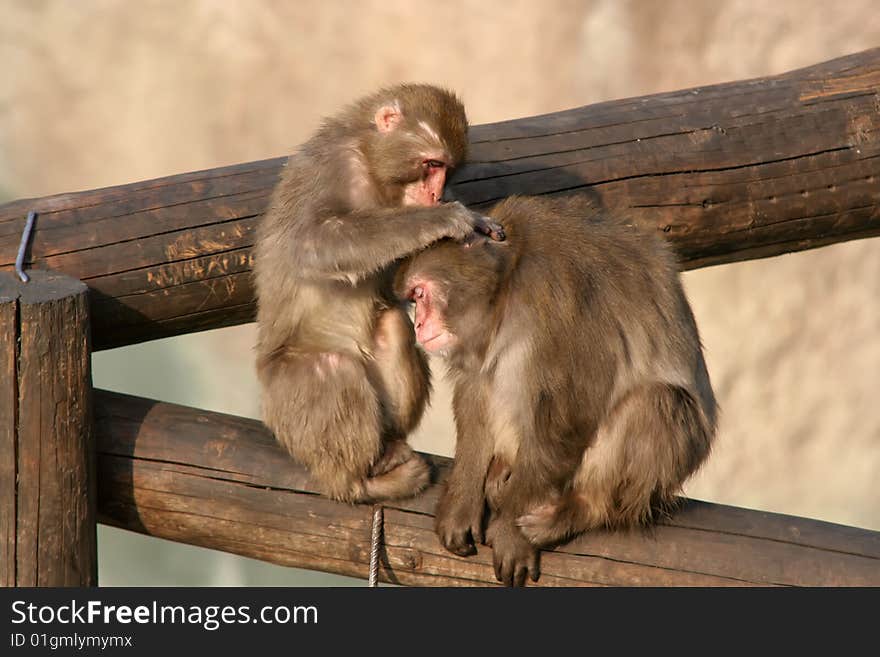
374, 105, 452, 208
403, 159, 448, 207
407, 278, 455, 353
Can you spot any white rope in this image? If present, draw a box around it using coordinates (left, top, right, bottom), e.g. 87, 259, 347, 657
368, 504, 383, 587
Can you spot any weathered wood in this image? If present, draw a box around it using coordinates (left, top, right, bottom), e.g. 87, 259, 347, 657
1, 49, 879, 350
0, 271, 97, 586
0, 292, 16, 586
95, 389, 880, 586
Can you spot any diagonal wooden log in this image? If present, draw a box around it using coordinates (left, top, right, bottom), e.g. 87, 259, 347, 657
95, 389, 880, 587
2, 48, 879, 350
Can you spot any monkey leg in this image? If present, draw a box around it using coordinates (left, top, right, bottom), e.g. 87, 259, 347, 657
483, 448, 547, 586
261, 351, 429, 503
517, 382, 713, 547
435, 379, 495, 556
366, 306, 432, 476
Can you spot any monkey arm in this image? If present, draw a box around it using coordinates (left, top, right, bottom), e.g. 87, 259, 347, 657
435, 378, 495, 556
295, 203, 499, 281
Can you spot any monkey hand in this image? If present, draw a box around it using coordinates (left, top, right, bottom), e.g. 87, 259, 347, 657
445, 202, 506, 242
486, 517, 540, 587
435, 487, 485, 557
468, 210, 506, 242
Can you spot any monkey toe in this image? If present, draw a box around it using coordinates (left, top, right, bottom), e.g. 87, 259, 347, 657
487, 518, 540, 586
370, 440, 414, 476
494, 550, 538, 587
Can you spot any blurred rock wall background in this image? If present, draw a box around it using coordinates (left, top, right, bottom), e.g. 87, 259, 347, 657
1, 0, 878, 585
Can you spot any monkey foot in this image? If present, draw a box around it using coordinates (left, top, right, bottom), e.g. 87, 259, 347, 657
516, 501, 568, 547
362, 453, 431, 501
370, 440, 414, 476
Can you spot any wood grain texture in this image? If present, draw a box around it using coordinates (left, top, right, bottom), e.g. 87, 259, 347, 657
0, 271, 97, 586
1, 49, 878, 350
95, 389, 880, 587
0, 293, 16, 586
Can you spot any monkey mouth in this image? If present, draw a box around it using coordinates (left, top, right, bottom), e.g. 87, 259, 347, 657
408, 282, 454, 353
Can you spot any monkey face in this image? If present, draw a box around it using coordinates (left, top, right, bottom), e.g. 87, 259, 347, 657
367, 127, 455, 208
396, 238, 509, 357
408, 278, 455, 353
363, 85, 468, 209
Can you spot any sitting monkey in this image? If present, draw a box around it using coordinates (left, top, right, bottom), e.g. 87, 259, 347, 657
394, 195, 717, 586
254, 84, 503, 504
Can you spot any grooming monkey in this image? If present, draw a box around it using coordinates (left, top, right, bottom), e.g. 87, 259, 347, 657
394, 195, 717, 586
254, 84, 504, 503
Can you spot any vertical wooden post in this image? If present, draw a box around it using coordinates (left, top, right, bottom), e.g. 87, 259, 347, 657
0, 270, 96, 586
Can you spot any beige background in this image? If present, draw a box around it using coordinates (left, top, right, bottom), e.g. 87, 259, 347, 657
1, 0, 878, 586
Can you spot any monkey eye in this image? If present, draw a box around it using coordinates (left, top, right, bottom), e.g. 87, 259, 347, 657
424, 159, 445, 169
413, 286, 425, 300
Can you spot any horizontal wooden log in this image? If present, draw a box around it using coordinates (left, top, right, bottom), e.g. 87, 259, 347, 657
3, 49, 880, 350
95, 389, 880, 586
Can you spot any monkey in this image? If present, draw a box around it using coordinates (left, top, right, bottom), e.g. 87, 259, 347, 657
393, 195, 717, 586
253, 84, 505, 504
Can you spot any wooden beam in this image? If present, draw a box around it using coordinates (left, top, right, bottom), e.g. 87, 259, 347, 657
95, 389, 880, 586
0, 271, 97, 586
2, 48, 879, 350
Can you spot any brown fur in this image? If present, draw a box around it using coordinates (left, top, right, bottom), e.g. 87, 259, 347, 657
254, 84, 500, 503
394, 195, 718, 584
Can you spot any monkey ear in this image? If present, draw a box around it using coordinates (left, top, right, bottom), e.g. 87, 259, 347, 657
374, 103, 402, 133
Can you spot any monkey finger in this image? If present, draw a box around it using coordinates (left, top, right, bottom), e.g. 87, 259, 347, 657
470, 213, 506, 242
493, 555, 504, 584
529, 552, 541, 583
446, 541, 477, 557
441, 530, 477, 557
513, 564, 528, 588
471, 523, 484, 546
454, 543, 478, 557
500, 557, 516, 587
